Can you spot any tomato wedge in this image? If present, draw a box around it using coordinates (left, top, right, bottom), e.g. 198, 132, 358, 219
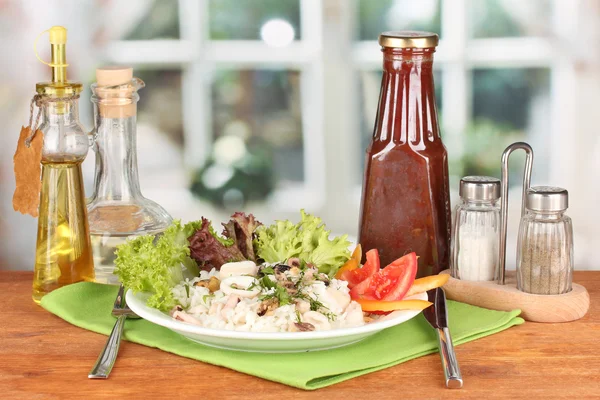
349, 252, 418, 301
380, 252, 418, 301
341, 249, 380, 289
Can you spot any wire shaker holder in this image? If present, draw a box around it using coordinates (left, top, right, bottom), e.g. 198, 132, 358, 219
498, 142, 534, 285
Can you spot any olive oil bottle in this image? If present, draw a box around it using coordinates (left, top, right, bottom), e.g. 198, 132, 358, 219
31, 26, 94, 303
33, 161, 94, 302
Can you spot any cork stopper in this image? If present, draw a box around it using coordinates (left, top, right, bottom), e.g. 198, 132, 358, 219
94, 66, 138, 118
96, 66, 133, 87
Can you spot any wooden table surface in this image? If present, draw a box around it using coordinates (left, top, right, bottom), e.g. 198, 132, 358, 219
1, 271, 599, 399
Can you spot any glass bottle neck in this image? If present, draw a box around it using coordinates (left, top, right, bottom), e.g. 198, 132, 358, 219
42, 101, 80, 125
90, 106, 143, 202
374, 47, 439, 146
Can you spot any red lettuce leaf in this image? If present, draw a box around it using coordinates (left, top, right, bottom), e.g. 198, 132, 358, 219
188, 217, 245, 271
222, 212, 262, 262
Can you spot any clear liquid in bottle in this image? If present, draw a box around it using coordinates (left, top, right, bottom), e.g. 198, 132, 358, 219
90, 233, 137, 284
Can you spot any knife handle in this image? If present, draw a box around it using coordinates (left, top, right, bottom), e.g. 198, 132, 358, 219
436, 327, 463, 389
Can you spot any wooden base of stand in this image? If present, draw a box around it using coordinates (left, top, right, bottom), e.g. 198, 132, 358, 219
440, 269, 590, 323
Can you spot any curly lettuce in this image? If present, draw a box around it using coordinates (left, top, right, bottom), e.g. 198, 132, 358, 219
188, 217, 245, 271
255, 210, 351, 277
221, 212, 262, 261
114, 220, 201, 311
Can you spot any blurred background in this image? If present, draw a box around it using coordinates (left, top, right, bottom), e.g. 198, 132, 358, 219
1, 0, 599, 271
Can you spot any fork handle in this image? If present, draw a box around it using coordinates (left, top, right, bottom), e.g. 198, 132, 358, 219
436, 327, 463, 389
88, 315, 127, 379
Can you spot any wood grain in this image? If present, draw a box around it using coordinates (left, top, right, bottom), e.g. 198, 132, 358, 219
440, 270, 591, 323
1, 271, 599, 399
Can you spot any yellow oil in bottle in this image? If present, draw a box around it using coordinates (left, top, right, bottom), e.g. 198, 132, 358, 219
33, 161, 95, 303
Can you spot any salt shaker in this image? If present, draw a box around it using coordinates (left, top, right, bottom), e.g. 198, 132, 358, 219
451, 176, 501, 281
516, 186, 573, 295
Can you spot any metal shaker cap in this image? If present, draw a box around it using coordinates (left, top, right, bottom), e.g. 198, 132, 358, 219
526, 186, 568, 212
459, 176, 501, 201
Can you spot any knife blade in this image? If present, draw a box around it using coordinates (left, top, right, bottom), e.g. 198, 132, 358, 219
423, 287, 463, 389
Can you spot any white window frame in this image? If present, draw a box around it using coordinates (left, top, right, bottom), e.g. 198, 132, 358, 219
105, 0, 579, 219
106, 0, 325, 213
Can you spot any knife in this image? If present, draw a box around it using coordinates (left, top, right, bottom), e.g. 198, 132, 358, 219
423, 287, 463, 389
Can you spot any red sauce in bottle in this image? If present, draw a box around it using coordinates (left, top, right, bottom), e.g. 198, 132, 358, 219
358, 32, 451, 277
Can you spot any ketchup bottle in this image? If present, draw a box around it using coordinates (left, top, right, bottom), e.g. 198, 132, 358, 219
358, 31, 451, 277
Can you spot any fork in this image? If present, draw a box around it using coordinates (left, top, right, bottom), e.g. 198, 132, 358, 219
88, 284, 139, 379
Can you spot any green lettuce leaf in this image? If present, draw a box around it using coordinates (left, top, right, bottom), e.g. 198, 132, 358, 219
254, 219, 301, 262
114, 220, 201, 311
255, 210, 351, 277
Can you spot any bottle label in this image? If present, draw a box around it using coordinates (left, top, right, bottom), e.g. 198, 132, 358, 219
13, 126, 44, 217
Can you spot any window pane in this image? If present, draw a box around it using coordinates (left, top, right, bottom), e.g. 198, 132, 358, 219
468, 0, 553, 38
357, 0, 441, 40
196, 69, 303, 207
209, 0, 301, 41
357, 69, 443, 182
466, 68, 551, 180
124, 0, 180, 40
135, 70, 184, 145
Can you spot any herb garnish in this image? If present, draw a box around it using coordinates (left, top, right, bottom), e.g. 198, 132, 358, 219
230, 283, 252, 291
259, 275, 277, 290
255, 262, 338, 321
293, 292, 336, 321
260, 266, 275, 275
260, 285, 292, 306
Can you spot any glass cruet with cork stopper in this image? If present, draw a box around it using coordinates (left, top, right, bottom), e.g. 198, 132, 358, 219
516, 187, 573, 295
451, 176, 501, 281
87, 66, 173, 284
31, 26, 95, 302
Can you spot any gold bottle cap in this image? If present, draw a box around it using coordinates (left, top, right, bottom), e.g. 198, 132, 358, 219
48, 25, 67, 45
379, 31, 439, 49
34, 25, 82, 98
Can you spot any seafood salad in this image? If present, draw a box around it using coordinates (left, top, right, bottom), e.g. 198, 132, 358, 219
170, 260, 365, 332
115, 210, 444, 333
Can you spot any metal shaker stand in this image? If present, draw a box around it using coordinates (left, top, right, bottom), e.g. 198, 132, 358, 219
440, 142, 589, 323
498, 142, 533, 285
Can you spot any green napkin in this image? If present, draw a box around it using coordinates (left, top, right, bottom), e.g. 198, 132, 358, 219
41, 282, 523, 390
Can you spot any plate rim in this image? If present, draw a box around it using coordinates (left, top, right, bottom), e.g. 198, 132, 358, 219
126, 289, 427, 341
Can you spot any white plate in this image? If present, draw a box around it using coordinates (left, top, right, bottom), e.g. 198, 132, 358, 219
126, 290, 427, 353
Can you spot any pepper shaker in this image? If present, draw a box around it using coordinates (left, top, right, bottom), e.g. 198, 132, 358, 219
451, 176, 501, 281
516, 187, 574, 294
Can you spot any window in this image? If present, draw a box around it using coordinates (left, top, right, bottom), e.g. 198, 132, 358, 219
105, 0, 583, 240
107, 0, 323, 212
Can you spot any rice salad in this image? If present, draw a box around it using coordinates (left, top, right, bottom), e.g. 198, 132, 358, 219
169, 260, 365, 333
